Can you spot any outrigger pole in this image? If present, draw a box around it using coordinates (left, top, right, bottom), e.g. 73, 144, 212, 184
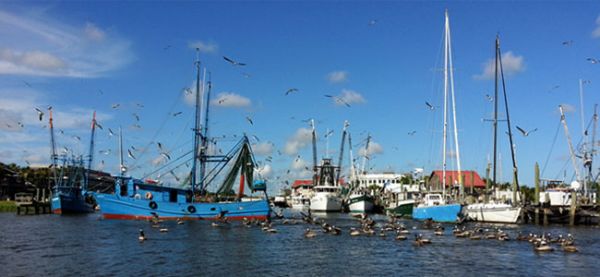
191, 49, 202, 201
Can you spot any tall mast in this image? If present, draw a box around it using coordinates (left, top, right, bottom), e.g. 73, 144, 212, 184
559, 105, 582, 183
446, 10, 463, 199
348, 132, 356, 183
336, 120, 349, 182
498, 37, 520, 205
118, 126, 125, 177
85, 111, 97, 190
590, 105, 598, 192
579, 79, 589, 196
190, 50, 202, 198
49, 109, 58, 186
361, 134, 371, 175
200, 71, 211, 188
311, 119, 318, 184
492, 36, 499, 188
325, 128, 330, 159
442, 9, 449, 197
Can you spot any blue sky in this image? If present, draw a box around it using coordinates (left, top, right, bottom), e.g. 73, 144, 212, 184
1, 1, 599, 193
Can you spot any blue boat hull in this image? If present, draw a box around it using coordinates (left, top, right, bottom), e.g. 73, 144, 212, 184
51, 191, 95, 214
412, 204, 462, 222
94, 193, 271, 221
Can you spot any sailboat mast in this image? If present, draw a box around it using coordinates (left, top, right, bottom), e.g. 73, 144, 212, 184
311, 119, 318, 184
446, 10, 463, 199
85, 111, 97, 190
191, 51, 202, 199
498, 38, 520, 204
492, 36, 499, 187
590, 105, 598, 190
442, 10, 449, 197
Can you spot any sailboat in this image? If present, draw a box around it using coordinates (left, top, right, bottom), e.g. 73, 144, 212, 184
93, 54, 270, 221
464, 35, 522, 223
50, 110, 96, 214
412, 10, 462, 223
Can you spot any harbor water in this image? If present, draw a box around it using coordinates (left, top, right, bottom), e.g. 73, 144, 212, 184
1, 212, 600, 276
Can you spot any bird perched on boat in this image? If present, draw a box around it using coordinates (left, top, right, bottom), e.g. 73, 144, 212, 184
516, 126, 537, 137
35, 107, 44, 121
285, 88, 299, 95
139, 229, 146, 242
304, 228, 317, 238
223, 56, 246, 66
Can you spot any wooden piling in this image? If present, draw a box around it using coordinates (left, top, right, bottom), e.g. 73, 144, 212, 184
569, 191, 577, 226
534, 163, 540, 225
543, 208, 548, 225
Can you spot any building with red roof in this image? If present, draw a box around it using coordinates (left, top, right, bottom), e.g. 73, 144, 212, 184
428, 170, 486, 189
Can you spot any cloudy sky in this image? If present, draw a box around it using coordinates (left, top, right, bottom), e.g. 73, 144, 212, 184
1, 1, 599, 194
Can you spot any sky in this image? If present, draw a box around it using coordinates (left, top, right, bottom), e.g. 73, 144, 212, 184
1, 1, 600, 194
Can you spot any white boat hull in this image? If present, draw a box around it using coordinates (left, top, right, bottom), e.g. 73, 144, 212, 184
348, 200, 374, 213
310, 195, 342, 212
464, 203, 522, 223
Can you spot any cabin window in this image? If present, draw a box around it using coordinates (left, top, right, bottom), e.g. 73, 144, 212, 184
169, 190, 178, 202
120, 183, 127, 196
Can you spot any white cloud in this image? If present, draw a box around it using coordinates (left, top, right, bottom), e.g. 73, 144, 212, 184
188, 40, 218, 53
284, 128, 313, 155
291, 158, 308, 170
327, 70, 348, 83
252, 142, 274, 156
339, 89, 365, 105
592, 15, 600, 38
559, 103, 576, 114
84, 22, 106, 41
255, 164, 273, 178
358, 141, 384, 157
474, 51, 525, 80
0, 10, 132, 77
211, 92, 251, 108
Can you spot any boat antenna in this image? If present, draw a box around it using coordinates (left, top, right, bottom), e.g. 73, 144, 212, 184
191, 48, 202, 199
85, 111, 97, 191
336, 120, 349, 182
498, 36, 520, 205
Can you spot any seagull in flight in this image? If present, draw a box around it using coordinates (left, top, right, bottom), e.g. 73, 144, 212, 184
485, 94, 493, 102
111, 103, 120, 109
35, 107, 44, 121
562, 40, 573, 46
587, 57, 599, 64
368, 19, 378, 26
127, 149, 136, 159
172, 111, 183, 117
516, 126, 537, 137
425, 101, 435, 111
408, 131, 416, 136
223, 56, 246, 66
95, 122, 103, 130
245, 116, 254, 125
324, 95, 351, 107
285, 88, 299, 95
108, 128, 115, 137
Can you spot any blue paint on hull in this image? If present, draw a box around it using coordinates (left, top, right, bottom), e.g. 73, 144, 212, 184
51, 189, 94, 214
412, 204, 462, 222
94, 193, 270, 220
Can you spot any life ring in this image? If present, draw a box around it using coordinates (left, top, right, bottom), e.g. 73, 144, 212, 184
149, 201, 158, 210
145, 192, 153, 200
188, 205, 196, 213
134, 193, 141, 199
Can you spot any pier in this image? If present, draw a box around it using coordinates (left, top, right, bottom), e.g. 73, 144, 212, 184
15, 192, 51, 215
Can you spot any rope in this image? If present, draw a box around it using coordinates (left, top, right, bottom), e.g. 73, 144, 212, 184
541, 119, 562, 176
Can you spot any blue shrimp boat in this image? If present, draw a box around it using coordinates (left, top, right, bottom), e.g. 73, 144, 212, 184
93, 54, 270, 221
412, 194, 461, 222
50, 110, 96, 214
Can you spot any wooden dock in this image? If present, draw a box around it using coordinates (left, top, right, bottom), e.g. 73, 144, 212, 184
15, 192, 51, 215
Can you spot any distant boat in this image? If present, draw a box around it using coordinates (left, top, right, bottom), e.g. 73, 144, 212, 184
49, 110, 95, 214
464, 35, 521, 224
93, 55, 270, 221
412, 10, 462, 223
310, 159, 343, 212
347, 189, 374, 213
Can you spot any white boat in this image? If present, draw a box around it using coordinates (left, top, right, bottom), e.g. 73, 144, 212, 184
347, 190, 374, 213
464, 203, 521, 223
310, 185, 342, 212
290, 194, 310, 210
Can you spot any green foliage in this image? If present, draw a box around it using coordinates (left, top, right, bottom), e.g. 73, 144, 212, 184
0, 201, 17, 212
